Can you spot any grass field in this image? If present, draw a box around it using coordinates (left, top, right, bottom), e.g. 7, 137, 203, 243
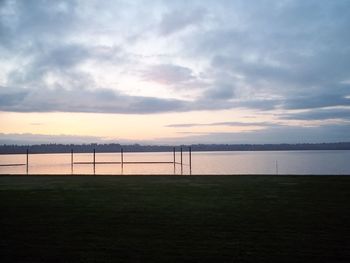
0, 175, 349, 262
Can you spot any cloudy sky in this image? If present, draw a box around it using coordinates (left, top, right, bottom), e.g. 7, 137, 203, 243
1, 0, 350, 145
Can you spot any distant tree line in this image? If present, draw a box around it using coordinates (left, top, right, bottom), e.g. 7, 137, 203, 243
0, 142, 350, 154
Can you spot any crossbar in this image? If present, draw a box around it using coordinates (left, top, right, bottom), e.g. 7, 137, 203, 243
74, 161, 175, 165
0, 164, 26, 167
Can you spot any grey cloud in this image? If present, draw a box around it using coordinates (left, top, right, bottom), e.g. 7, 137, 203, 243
189, 98, 235, 111
203, 83, 235, 100
0, 86, 187, 114
160, 124, 350, 144
238, 99, 280, 111
284, 95, 350, 110
10, 43, 138, 95
1, 0, 350, 122
141, 64, 195, 85
0, 132, 105, 145
91, 45, 126, 63
159, 7, 207, 36
35, 44, 89, 69
0, 0, 78, 50
211, 55, 293, 86
208, 51, 350, 111
176, 131, 209, 135
166, 121, 276, 128
166, 123, 202, 128
0, 88, 28, 106
212, 121, 282, 127
279, 83, 350, 111
283, 108, 350, 121
185, 1, 350, 111
188, 97, 279, 112
6, 45, 81, 86
7, 43, 127, 86
0, 83, 274, 114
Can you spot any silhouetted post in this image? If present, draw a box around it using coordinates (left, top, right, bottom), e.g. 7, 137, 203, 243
71, 149, 74, 174
180, 147, 183, 174
93, 149, 96, 174
180, 147, 183, 165
121, 148, 124, 168
276, 160, 278, 175
173, 147, 176, 168
26, 149, 29, 175
189, 146, 192, 174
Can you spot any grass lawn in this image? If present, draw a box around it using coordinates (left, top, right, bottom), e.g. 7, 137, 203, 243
0, 175, 349, 262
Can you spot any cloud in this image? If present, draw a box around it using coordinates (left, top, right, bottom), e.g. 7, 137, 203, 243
0, 87, 28, 106
0, 132, 105, 145
183, 1, 350, 113
141, 64, 195, 85
0, 84, 272, 114
2, 123, 350, 145
34, 44, 89, 70
5, 45, 90, 88
166, 121, 277, 128
283, 108, 350, 121
159, 124, 350, 144
284, 96, 350, 110
159, 7, 207, 36
1, 0, 350, 132
202, 83, 236, 100
0, 86, 188, 114
0, 0, 79, 50
282, 90, 350, 110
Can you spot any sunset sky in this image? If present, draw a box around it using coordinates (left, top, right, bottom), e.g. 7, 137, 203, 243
1, 0, 350, 144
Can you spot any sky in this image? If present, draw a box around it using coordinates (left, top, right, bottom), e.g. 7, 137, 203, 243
1, 0, 350, 145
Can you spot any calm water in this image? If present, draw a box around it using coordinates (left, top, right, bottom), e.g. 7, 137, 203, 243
0, 150, 349, 175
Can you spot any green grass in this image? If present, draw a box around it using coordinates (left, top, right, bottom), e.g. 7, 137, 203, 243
0, 175, 349, 262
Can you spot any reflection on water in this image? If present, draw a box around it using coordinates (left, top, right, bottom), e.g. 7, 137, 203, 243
0, 150, 350, 175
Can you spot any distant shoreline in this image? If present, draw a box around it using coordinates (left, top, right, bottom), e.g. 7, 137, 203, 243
1, 142, 350, 154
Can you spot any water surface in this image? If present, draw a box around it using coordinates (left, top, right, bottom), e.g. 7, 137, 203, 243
0, 150, 349, 175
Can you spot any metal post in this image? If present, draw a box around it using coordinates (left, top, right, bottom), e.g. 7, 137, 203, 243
71, 149, 74, 174
189, 146, 192, 174
180, 147, 183, 174
26, 149, 29, 175
173, 147, 176, 175
93, 149, 96, 175
121, 148, 124, 168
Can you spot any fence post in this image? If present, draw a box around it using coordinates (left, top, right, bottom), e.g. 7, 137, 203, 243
180, 147, 183, 174
93, 149, 96, 174
121, 148, 124, 168
71, 149, 74, 174
26, 149, 29, 175
189, 146, 192, 174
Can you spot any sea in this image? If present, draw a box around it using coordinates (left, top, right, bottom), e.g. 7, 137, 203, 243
1, 150, 350, 175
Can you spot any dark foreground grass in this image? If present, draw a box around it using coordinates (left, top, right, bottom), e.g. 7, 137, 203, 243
0, 175, 349, 263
